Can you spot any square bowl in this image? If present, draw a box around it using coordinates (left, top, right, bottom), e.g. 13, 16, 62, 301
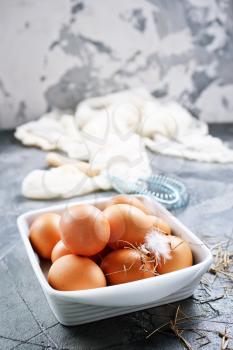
17, 195, 212, 326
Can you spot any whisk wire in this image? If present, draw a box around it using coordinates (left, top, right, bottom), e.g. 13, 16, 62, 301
110, 175, 189, 210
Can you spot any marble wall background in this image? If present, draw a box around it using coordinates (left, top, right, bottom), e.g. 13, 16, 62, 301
0, 0, 233, 129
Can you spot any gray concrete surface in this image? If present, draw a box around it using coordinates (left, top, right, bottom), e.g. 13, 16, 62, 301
0, 125, 233, 349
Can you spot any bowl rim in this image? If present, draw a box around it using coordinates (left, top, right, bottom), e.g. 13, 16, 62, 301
17, 195, 213, 300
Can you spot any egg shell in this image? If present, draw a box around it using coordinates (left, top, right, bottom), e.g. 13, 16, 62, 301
105, 195, 152, 214
149, 215, 171, 235
60, 204, 110, 256
157, 235, 193, 274
103, 204, 170, 249
101, 248, 155, 285
51, 240, 71, 263
48, 254, 106, 291
29, 213, 61, 259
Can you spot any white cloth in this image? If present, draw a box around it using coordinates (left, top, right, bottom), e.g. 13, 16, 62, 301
15, 88, 233, 199
22, 165, 111, 199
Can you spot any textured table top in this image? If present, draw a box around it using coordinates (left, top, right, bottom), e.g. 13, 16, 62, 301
0, 125, 233, 350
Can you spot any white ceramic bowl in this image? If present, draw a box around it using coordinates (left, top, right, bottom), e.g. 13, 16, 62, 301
17, 195, 212, 326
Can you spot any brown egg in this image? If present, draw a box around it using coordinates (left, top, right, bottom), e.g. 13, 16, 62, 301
101, 249, 155, 285
51, 240, 71, 263
60, 204, 110, 256
51, 241, 113, 264
157, 236, 193, 274
106, 195, 152, 214
48, 254, 106, 291
149, 215, 171, 235
29, 213, 61, 259
103, 204, 170, 249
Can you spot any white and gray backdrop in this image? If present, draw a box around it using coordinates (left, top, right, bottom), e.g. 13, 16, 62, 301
0, 0, 233, 129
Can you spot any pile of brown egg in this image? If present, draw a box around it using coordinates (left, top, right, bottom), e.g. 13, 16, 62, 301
29, 195, 193, 291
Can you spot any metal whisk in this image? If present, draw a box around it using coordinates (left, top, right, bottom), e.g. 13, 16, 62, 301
110, 174, 189, 210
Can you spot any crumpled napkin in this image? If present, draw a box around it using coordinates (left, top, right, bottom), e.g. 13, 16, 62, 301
15, 88, 233, 199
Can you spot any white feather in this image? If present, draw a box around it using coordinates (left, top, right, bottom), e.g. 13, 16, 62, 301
143, 230, 171, 262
